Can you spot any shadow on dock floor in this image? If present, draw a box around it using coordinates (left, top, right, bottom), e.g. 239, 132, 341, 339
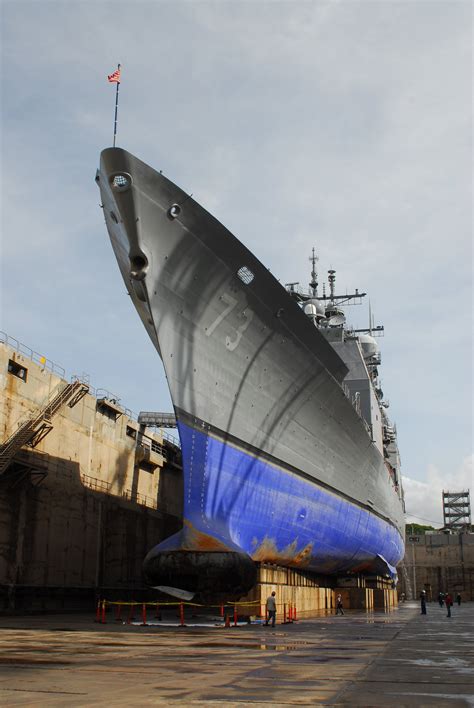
0, 602, 472, 706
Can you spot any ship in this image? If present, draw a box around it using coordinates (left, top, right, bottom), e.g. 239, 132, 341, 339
96, 148, 405, 600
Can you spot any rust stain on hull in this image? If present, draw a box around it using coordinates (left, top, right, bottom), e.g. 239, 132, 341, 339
251, 536, 313, 567
180, 519, 234, 552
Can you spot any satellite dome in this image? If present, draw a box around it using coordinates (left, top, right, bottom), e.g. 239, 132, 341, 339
303, 299, 325, 319
325, 304, 346, 327
358, 334, 379, 359
303, 302, 317, 317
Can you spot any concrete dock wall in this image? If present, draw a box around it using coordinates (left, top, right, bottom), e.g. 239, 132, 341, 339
0, 336, 183, 611
401, 532, 474, 600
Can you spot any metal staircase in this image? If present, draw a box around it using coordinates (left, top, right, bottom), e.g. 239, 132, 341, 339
0, 378, 89, 478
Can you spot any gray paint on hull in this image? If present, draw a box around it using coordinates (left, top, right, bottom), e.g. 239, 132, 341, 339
97, 148, 404, 540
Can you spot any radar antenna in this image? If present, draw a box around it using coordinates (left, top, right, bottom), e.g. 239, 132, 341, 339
285, 254, 367, 309
309, 248, 319, 296
328, 269, 336, 303
352, 301, 385, 336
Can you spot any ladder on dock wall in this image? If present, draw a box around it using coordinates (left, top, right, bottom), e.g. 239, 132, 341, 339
0, 378, 89, 478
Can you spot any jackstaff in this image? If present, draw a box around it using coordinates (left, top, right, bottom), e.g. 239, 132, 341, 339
107, 64, 121, 148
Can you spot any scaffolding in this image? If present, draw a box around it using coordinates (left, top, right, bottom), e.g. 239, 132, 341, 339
442, 490, 471, 532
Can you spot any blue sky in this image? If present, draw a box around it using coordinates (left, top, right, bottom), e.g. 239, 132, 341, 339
1, 0, 472, 526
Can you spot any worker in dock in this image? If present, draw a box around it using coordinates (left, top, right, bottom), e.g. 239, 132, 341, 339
335, 593, 344, 615
265, 591, 277, 627
456, 592, 462, 606
445, 592, 453, 617
420, 589, 427, 614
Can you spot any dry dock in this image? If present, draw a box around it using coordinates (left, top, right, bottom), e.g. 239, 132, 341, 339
0, 602, 472, 706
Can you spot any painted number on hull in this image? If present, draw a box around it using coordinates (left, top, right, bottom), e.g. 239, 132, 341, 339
206, 292, 253, 351
206, 293, 237, 337
226, 308, 254, 351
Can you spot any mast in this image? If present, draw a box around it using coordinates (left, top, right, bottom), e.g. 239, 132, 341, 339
328, 269, 336, 304
309, 248, 319, 296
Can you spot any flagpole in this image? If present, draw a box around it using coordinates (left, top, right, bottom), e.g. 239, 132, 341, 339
113, 63, 121, 147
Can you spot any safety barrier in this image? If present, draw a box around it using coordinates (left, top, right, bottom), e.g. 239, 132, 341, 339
94, 598, 298, 627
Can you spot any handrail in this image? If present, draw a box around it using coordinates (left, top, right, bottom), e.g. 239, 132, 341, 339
0, 330, 65, 378
122, 489, 158, 510
1, 330, 181, 449
81, 473, 112, 494
0, 379, 89, 456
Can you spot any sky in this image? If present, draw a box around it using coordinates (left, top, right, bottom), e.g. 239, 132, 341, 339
1, 0, 472, 528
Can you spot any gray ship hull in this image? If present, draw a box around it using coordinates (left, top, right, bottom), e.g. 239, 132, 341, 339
97, 148, 405, 595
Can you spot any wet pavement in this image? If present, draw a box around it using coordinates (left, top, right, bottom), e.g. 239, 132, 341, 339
0, 601, 472, 706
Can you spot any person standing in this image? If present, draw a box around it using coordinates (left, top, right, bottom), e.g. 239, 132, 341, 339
438, 592, 444, 607
420, 590, 427, 614
456, 593, 462, 606
445, 592, 453, 617
265, 591, 277, 627
335, 593, 344, 615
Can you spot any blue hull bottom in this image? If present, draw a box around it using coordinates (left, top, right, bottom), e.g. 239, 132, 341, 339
143, 421, 403, 595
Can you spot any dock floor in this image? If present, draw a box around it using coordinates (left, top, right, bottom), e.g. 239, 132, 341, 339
0, 602, 472, 706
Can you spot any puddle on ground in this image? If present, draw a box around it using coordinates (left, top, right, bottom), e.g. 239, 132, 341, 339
0, 656, 72, 666
406, 658, 474, 675
258, 643, 312, 651
191, 641, 314, 651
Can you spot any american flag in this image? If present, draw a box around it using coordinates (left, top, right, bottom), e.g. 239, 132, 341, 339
107, 67, 121, 83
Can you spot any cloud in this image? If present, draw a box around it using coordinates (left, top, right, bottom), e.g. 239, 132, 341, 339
403, 455, 473, 527
0, 1, 472, 491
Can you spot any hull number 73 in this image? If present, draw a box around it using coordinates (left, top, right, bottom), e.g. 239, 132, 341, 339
206, 292, 254, 351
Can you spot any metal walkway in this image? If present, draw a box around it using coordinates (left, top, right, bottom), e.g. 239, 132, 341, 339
0, 377, 89, 478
